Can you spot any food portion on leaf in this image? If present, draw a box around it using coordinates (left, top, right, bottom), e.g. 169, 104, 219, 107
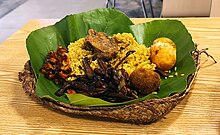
40, 29, 160, 103
150, 37, 176, 71
40, 46, 74, 85
130, 68, 160, 95
85, 29, 118, 60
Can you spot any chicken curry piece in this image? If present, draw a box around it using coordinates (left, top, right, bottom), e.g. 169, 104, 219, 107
85, 29, 118, 60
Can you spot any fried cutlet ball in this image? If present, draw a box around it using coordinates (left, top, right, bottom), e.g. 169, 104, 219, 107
130, 68, 160, 95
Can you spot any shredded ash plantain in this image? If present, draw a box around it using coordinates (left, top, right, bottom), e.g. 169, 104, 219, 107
67, 33, 156, 81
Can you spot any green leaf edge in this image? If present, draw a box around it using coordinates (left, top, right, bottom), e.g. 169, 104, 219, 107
66, 93, 157, 107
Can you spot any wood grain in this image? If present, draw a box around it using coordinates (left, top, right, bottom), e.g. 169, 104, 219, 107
0, 18, 220, 134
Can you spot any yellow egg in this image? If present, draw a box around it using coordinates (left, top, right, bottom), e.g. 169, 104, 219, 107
150, 37, 176, 71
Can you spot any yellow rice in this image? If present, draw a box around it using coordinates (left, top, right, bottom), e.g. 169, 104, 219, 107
67, 33, 156, 81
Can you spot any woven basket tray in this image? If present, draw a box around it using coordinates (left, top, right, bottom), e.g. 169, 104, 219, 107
18, 52, 200, 124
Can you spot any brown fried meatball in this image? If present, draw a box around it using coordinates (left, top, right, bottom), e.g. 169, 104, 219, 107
130, 68, 160, 95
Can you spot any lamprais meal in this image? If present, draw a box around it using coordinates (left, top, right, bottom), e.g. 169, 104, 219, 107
40, 29, 176, 103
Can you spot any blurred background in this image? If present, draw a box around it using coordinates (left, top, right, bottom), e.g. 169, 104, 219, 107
0, 0, 219, 43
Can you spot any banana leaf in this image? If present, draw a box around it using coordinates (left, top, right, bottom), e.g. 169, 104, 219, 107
26, 8, 196, 106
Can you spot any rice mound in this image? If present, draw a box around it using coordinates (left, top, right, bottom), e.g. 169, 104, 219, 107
67, 33, 156, 80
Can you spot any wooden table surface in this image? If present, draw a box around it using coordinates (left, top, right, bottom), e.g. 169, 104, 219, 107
0, 18, 220, 134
